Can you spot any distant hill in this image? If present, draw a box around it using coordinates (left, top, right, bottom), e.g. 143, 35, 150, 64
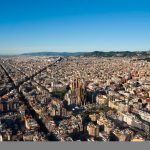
83, 51, 150, 57
21, 52, 85, 56
21, 51, 150, 58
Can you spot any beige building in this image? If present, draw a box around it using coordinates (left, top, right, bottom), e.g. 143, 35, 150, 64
89, 113, 99, 122
97, 116, 114, 134
96, 95, 108, 105
112, 128, 134, 141
87, 123, 99, 137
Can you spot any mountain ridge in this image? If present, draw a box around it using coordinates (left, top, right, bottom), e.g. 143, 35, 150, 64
21, 51, 150, 57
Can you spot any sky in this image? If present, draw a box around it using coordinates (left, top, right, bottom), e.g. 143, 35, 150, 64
0, 0, 150, 55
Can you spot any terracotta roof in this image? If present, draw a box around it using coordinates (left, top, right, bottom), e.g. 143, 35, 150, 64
146, 99, 150, 103
1, 95, 8, 101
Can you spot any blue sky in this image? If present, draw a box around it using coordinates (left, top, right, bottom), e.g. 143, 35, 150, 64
0, 0, 150, 55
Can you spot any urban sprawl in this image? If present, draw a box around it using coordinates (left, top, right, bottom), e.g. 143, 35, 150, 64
0, 56, 150, 142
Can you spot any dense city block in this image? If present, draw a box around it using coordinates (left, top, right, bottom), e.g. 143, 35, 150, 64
0, 56, 150, 141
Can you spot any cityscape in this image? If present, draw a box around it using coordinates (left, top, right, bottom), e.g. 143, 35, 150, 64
0, 54, 150, 142
0, 0, 150, 144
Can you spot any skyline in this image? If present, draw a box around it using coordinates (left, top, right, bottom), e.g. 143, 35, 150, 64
0, 0, 150, 54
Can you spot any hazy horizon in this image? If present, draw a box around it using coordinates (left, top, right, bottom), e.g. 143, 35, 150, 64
1, 49, 150, 56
